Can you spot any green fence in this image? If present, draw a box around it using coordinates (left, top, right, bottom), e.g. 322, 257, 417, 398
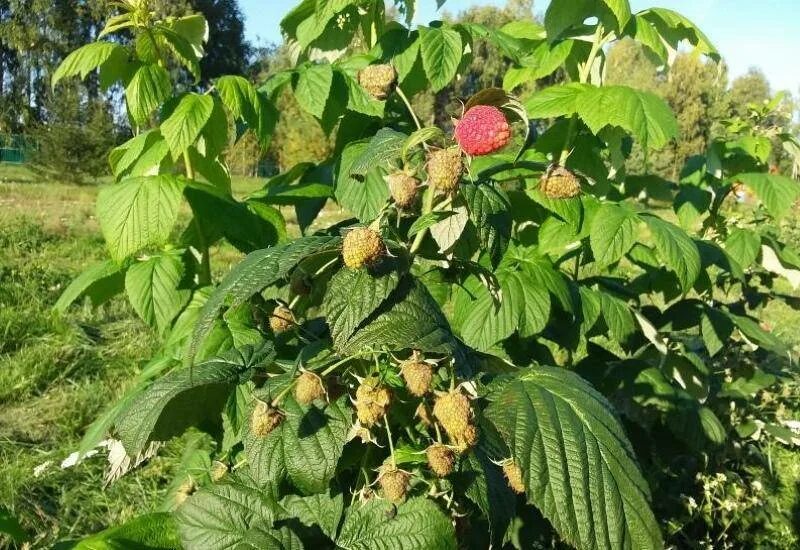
0, 134, 36, 164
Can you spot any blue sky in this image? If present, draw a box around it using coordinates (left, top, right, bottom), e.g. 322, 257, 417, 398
239, 0, 800, 94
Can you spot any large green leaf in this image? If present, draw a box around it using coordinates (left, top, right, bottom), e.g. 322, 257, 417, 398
724, 228, 760, 270
339, 276, 459, 355
596, 289, 636, 342
419, 26, 462, 92
115, 344, 274, 456
188, 236, 341, 361
216, 75, 277, 147
590, 203, 639, 267
350, 128, 407, 176
736, 173, 800, 218
126, 63, 172, 126
640, 214, 701, 292
334, 141, 390, 222
524, 83, 592, 119
0, 506, 27, 545
457, 270, 550, 351
72, 513, 180, 549
323, 266, 402, 349
280, 493, 343, 540
110, 130, 172, 180
54, 259, 127, 312
461, 180, 512, 267
97, 175, 185, 262
485, 368, 663, 549
576, 86, 677, 150
245, 396, 352, 494
176, 474, 285, 549
638, 8, 718, 60
125, 251, 191, 334
161, 93, 215, 158
461, 447, 516, 546
293, 63, 333, 119
504, 40, 575, 91
52, 42, 125, 88
544, 0, 593, 41
337, 497, 457, 550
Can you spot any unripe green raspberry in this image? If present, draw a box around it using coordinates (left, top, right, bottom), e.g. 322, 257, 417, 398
540, 166, 581, 199
355, 378, 392, 426
426, 443, 455, 477
269, 304, 294, 333
387, 171, 419, 210
502, 460, 525, 494
251, 400, 284, 437
400, 358, 433, 397
378, 464, 411, 502
342, 227, 385, 269
294, 371, 326, 405
427, 147, 463, 193
358, 64, 397, 100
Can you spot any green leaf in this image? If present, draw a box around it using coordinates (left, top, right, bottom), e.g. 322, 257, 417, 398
597, 289, 636, 342
727, 312, 788, 355
640, 213, 701, 292
544, 0, 593, 41
54, 259, 127, 312
237, 526, 303, 550
176, 474, 284, 549
524, 83, 592, 119
188, 236, 341, 361
351, 128, 408, 176
408, 211, 456, 237
52, 42, 124, 88
115, 344, 274, 456
461, 180, 512, 267
324, 266, 402, 349
281, 396, 352, 494
343, 70, 385, 117
337, 497, 457, 550
638, 8, 718, 60
280, 493, 343, 540
126, 63, 172, 126
724, 228, 760, 270
73, 513, 180, 549
419, 26, 463, 92
161, 93, 215, 158
110, 130, 172, 180
601, 0, 632, 30
736, 173, 800, 218
701, 307, 733, 357
97, 175, 185, 262
159, 26, 202, 81
335, 141, 390, 222
576, 86, 678, 150
339, 276, 458, 355
216, 76, 277, 147
294, 63, 333, 119
590, 203, 639, 267
505, 40, 574, 91
125, 251, 191, 334
485, 368, 663, 550
675, 185, 712, 230
402, 127, 444, 161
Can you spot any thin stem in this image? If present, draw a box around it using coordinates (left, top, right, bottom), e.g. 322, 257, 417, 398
396, 86, 422, 131
573, 247, 582, 281
384, 420, 396, 468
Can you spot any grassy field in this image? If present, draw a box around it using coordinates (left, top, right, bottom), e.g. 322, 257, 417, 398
1, 163, 799, 547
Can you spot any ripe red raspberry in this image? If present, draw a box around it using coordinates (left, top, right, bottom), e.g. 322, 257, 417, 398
454, 105, 511, 156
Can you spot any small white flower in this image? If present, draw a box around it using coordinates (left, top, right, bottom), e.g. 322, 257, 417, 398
752, 480, 763, 492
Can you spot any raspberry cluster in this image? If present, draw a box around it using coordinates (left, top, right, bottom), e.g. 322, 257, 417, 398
355, 378, 392, 426
378, 464, 411, 502
433, 390, 478, 450
502, 460, 525, 494
269, 304, 294, 334
426, 443, 455, 477
387, 171, 420, 210
540, 166, 581, 199
400, 358, 433, 397
294, 372, 326, 405
428, 147, 463, 192
357, 64, 397, 100
251, 400, 284, 437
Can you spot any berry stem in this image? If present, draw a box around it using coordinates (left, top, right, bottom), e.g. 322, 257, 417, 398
396, 85, 422, 131
409, 184, 438, 255
385, 420, 397, 468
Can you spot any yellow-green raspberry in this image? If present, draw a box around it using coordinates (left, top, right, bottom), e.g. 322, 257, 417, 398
540, 166, 581, 199
378, 465, 411, 502
400, 359, 433, 397
269, 304, 294, 333
387, 171, 420, 210
426, 443, 455, 477
251, 400, 284, 437
355, 379, 392, 426
433, 390, 477, 450
342, 227, 385, 269
357, 64, 397, 100
502, 460, 525, 494
428, 147, 463, 192
295, 372, 326, 404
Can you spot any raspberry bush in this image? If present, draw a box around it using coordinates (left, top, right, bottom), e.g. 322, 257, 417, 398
51, 0, 800, 548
